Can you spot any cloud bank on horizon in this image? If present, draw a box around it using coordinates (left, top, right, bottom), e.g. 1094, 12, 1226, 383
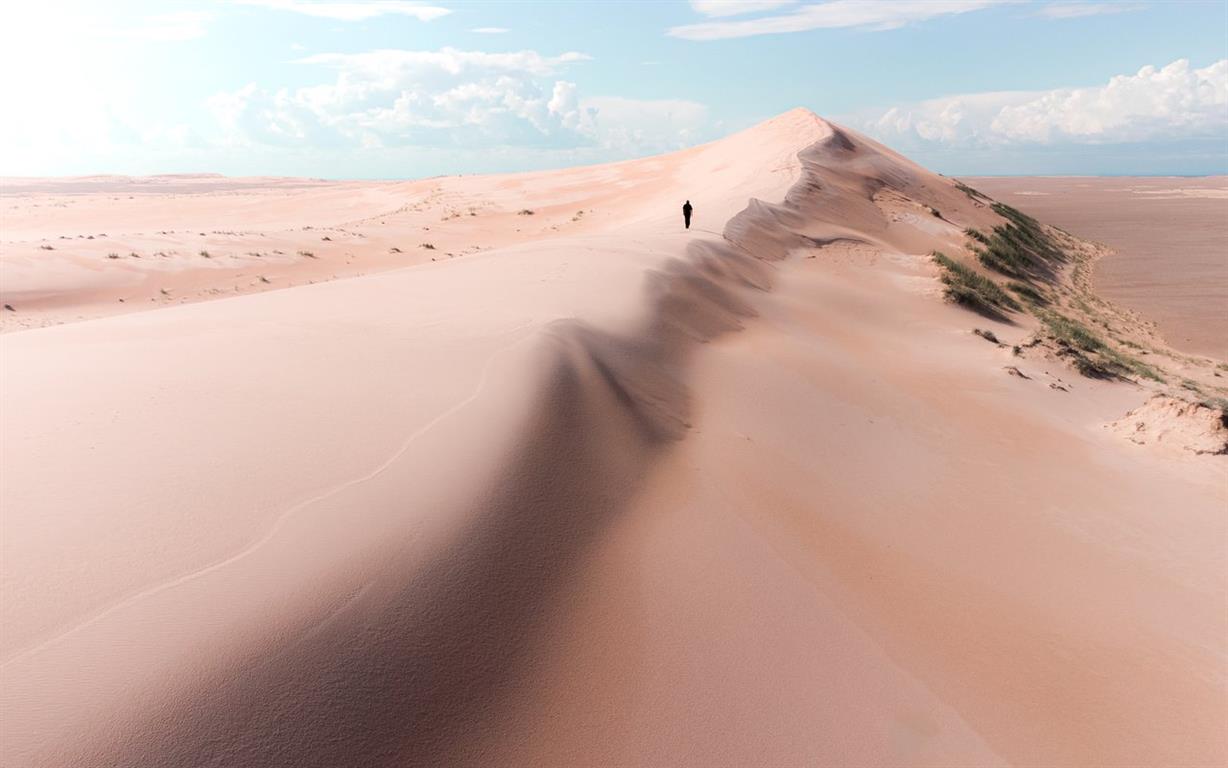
0, 0, 1223, 177
850, 58, 1228, 149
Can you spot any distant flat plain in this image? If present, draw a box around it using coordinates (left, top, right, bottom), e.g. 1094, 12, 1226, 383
966, 176, 1228, 361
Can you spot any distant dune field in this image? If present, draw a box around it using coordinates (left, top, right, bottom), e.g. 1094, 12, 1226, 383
2, 111, 1225, 767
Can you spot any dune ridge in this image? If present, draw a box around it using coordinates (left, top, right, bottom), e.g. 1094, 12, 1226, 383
2, 110, 1225, 766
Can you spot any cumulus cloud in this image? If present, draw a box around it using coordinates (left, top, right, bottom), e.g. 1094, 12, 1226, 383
209, 47, 711, 156
471, 27, 510, 34
1037, 2, 1145, 19
669, 0, 1008, 40
849, 59, 1228, 149
234, 1, 451, 22
584, 97, 712, 154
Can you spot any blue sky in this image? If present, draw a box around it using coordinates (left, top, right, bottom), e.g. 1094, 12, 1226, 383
1, 0, 1225, 178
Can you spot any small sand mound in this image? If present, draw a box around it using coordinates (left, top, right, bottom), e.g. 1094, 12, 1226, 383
1106, 395, 1228, 455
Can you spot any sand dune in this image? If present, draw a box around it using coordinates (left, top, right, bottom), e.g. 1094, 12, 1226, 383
2, 110, 1225, 766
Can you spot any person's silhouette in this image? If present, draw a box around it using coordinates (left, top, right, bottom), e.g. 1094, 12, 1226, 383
682, 200, 693, 229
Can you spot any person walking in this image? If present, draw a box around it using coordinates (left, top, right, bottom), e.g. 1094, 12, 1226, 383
682, 200, 693, 229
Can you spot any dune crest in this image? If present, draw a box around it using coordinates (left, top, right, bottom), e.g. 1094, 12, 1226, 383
2, 109, 1225, 766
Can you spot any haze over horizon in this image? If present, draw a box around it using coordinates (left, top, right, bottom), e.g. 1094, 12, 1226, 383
2, 0, 1226, 179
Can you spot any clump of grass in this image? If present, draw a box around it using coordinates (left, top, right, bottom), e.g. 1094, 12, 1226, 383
1042, 311, 1106, 353
973, 202, 1066, 278
420, 243, 436, 250
1007, 281, 1048, 305
932, 252, 1020, 318
297, 250, 316, 258
199, 250, 211, 258
107, 252, 120, 259
517, 209, 534, 216
321, 235, 332, 241
39, 244, 54, 250
955, 181, 989, 201
389, 246, 402, 253
129, 251, 141, 258
965, 228, 990, 245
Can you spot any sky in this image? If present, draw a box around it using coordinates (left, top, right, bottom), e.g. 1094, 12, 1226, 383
0, 0, 1225, 178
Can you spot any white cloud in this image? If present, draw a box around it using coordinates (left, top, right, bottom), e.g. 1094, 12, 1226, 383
471, 27, 510, 34
669, 0, 1009, 40
235, 1, 451, 21
1038, 2, 1145, 19
583, 97, 712, 154
689, 0, 797, 17
209, 47, 710, 157
849, 59, 1228, 148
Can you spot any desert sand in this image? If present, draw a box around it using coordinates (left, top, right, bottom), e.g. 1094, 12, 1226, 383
2, 110, 1225, 767
967, 176, 1228, 360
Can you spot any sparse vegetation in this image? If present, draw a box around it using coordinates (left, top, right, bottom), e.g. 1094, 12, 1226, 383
107, 252, 120, 259
321, 235, 332, 241
297, 250, 316, 258
199, 250, 211, 258
129, 252, 141, 258
38, 244, 54, 250
964, 228, 990, 245
931, 252, 1020, 318
955, 181, 989, 201
1040, 311, 1164, 382
420, 243, 436, 250
972, 203, 1065, 279
1007, 281, 1048, 305
517, 209, 534, 216
389, 246, 402, 253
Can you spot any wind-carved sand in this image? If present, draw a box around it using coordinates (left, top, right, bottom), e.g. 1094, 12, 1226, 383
1, 110, 1225, 767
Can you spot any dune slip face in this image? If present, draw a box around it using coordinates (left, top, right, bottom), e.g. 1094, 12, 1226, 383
2, 110, 1226, 767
